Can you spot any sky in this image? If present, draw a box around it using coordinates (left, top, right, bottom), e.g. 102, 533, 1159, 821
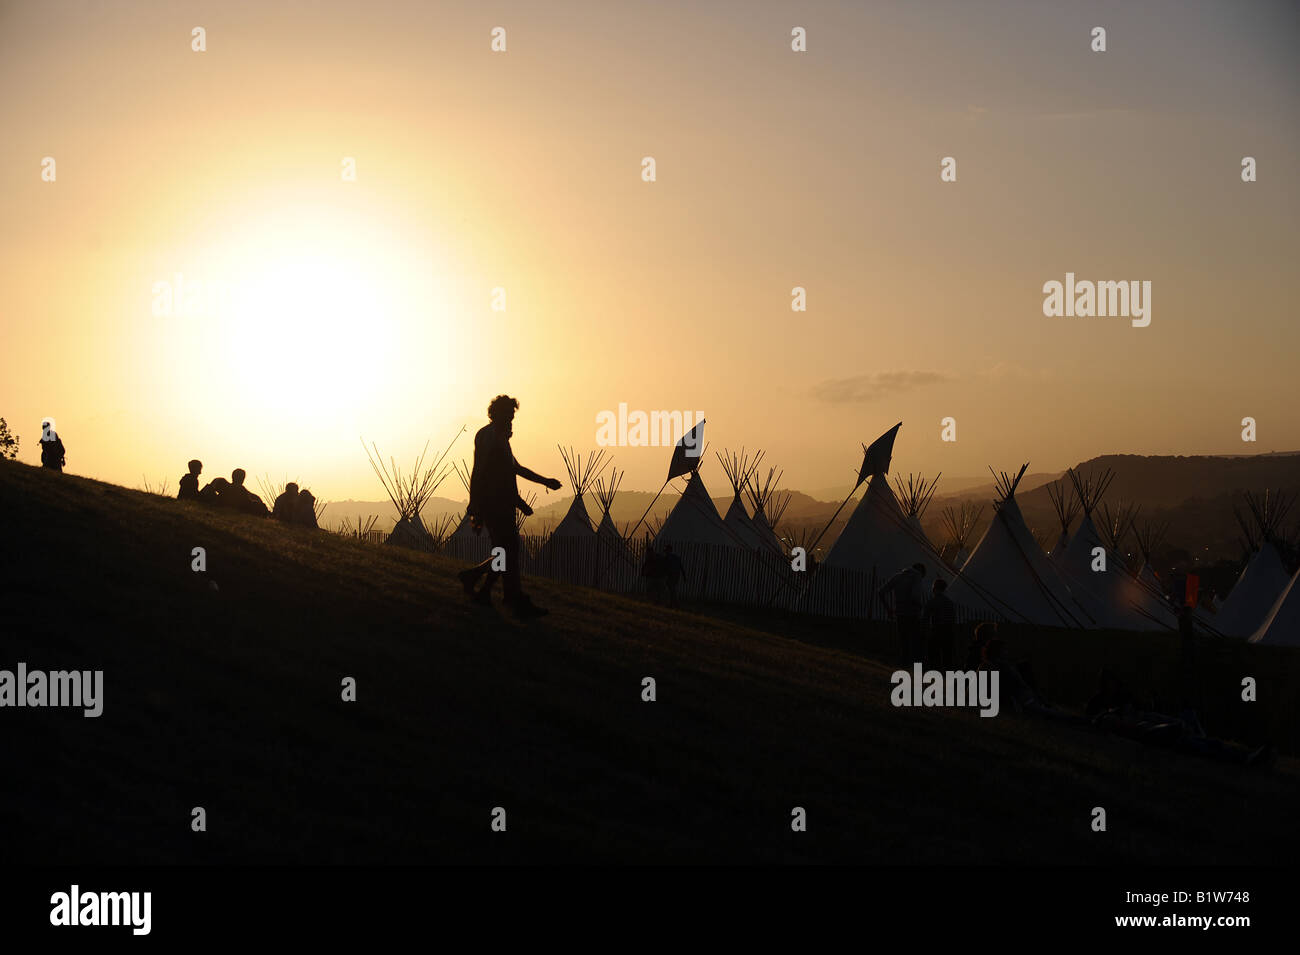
2, 0, 1298, 502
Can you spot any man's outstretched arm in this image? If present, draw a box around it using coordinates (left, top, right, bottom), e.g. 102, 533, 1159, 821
516, 462, 561, 490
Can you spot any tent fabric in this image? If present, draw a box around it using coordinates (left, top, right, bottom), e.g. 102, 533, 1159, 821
748, 508, 785, 556
1056, 515, 1153, 630
1249, 566, 1300, 646
653, 471, 732, 548
1215, 542, 1292, 638
947, 496, 1089, 628
722, 494, 761, 549
822, 474, 947, 579
549, 493, 597, 538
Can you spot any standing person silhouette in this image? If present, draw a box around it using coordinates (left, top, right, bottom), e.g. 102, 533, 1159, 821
458, 395, 561, 617
39, 419, 65, 472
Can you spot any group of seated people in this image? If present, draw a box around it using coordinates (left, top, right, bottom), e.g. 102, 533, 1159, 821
176, 460, 318, 528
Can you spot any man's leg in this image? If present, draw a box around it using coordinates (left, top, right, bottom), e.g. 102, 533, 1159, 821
903, 617, 922, 665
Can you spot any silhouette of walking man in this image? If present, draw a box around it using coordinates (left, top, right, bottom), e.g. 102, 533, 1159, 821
39, 419, 65, 472
458, 395, 561, 617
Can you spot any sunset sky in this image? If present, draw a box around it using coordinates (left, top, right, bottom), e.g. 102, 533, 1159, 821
3, 0, 1298, 502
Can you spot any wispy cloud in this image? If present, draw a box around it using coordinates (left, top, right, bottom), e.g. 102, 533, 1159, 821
810, 371, 951, 404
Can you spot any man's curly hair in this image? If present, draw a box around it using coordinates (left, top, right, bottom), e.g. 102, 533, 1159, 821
488, 394, 520, 421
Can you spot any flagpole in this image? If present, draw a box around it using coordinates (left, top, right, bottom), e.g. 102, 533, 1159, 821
806, 485, 859, 554
623, 478, 670, 544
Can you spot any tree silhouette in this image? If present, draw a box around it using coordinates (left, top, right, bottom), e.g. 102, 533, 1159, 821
0, 418, 19, 460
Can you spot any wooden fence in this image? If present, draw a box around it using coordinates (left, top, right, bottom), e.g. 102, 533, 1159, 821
433, 532, 998, 623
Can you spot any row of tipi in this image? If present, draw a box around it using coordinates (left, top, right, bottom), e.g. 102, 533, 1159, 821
365, 422, 1297, 645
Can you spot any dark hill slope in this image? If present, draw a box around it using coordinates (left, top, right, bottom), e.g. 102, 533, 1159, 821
0, 462, 1295, 863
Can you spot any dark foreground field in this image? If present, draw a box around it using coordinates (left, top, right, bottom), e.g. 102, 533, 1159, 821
1, 461, 1296, 864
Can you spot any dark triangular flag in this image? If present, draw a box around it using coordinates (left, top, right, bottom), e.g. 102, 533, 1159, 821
667, 419, 706, 481
858, 422, 902, 486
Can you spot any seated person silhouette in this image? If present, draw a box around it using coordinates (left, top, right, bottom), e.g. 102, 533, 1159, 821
272, 482, 300, 523
225, 468, 269, 517
295, 488, 319, 529
178, 460, 203, 500
198, 476, 230, 505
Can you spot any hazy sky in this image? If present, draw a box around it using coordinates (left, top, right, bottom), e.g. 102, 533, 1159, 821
2, 0, 1298, 502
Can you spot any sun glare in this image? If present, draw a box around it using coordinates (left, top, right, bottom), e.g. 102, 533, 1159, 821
205, 210, 421, 429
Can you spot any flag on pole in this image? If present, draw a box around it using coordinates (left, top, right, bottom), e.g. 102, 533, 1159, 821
666, 419, 705, 482
1185, 573, 1200, 609
857, 422, 902, 485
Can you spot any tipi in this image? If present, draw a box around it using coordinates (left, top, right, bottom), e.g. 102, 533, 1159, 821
362, 432, 460, 553
940, 501, 984, 570
1249, 566, 1300, 646
547, 447, 609, 539
1215, 491, 1294, 638
893, 473, 940, 549
1045, 478, 1080, 563
717, 449, 763, 549
653, 457, 733, 548
946, 465, 1090, 628
592, 467, 627, 546
821, 469, 946, 581
1130, 518, 1178, 628
445, 459, 490, 561
1057, 469, 1149, 630
747, 468, 790, 558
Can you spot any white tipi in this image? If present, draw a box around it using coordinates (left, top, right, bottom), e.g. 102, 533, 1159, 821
1057, 469, 1150, 630
445, 459, 490, 560
653, 462, 732, 548
1130, 518, 1177, 629
940, 501, 984, 571
746, 466, 789, 558
821, 471, 947, 580
1046, 477, 1080, 564
547, 447, 609, 539
592, 467, 626, 547
1215, 491, 1294, 638
717, 449, 762, 549
362, 434, 460, 553
893, 472, 940, 550
946, 465, 1091, 628
1249, 566, 1300, 646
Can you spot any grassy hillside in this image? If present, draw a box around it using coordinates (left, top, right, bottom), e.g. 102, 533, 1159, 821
1, 461, 1296, 864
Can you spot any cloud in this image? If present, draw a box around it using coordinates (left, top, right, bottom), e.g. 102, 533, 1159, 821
810, 371, 951, 405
